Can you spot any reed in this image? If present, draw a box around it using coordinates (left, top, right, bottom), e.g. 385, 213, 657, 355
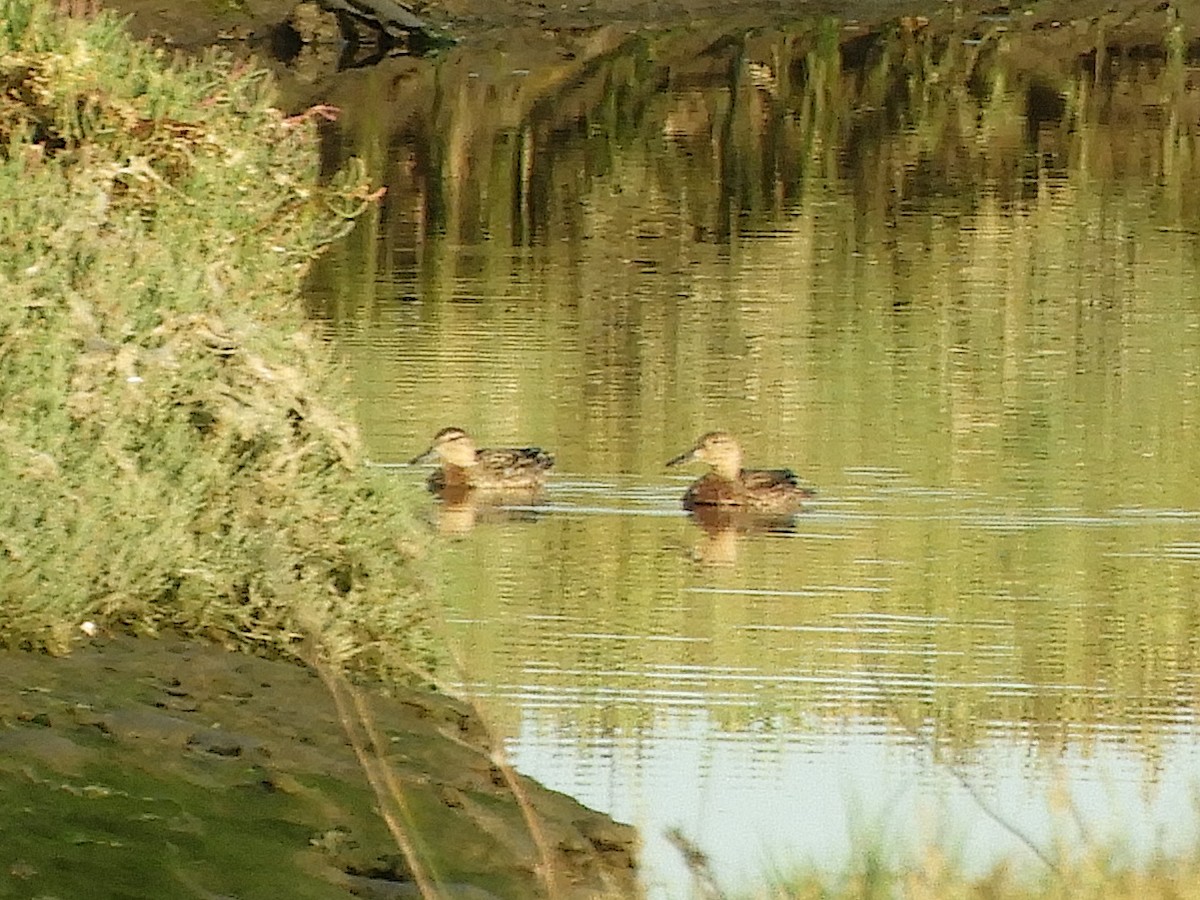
675, 817, 1200, 900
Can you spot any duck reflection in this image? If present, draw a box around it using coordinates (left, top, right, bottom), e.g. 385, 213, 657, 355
427, 484, 545, 536
685, 505, 799, 566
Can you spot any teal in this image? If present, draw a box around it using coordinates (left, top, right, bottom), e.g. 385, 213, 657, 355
666, 431, 813, 515
410, 427, 554, 493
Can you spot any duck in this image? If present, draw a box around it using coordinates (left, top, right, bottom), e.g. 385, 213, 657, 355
666, 431, 813, 514
409, 427, 554, 493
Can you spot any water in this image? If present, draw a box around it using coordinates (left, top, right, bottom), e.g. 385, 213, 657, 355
299, 20, 1200, 896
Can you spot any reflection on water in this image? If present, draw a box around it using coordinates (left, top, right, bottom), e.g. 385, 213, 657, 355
300, 17, 1200, 896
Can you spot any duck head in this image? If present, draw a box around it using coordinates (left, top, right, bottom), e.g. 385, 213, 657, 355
666, 431, 743, 480
410, 427, 478, 468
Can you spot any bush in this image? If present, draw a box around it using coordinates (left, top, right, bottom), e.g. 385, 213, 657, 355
0, 0, 433, 677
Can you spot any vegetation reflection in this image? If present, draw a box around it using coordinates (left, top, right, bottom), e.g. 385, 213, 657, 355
307, 15, 1200, 768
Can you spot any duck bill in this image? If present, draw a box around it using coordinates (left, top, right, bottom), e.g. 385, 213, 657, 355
409, 446, 437, 465
665, 448, 697, 468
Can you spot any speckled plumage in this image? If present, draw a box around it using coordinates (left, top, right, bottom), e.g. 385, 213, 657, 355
410, 427, 554, 493
666, 431, 813, 515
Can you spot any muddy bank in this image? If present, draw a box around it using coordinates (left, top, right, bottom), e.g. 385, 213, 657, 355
0, 635, 637, 899
96, 0, 1200, 130
102, 0, 1200, 59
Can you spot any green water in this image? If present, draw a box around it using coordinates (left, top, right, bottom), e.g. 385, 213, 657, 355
304, 20, 1200, 896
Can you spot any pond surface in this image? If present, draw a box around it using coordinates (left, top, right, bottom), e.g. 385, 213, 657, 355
301, 20, 1200, 896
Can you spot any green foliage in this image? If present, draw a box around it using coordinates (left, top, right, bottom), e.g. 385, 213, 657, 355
0, 0, 433, 677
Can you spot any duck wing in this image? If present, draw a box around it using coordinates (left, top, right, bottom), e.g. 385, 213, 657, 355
476, 447, 555, 474
740, 468, 799, 489
742, 468, 816, 506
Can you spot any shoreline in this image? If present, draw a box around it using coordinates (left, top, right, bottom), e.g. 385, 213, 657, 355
0, 633, 639, 898
100, 0, 1200, 58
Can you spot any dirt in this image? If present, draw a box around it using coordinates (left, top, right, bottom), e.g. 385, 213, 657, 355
100, 0, 1200, 66
90, 0, 1200, 148
0, 635, 637, 899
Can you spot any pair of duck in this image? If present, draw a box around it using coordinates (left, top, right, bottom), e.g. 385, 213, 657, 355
409, 427, 813, 514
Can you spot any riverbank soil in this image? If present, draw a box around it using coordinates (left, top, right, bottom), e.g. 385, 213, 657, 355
0, 635, 637, 899
100, 0, 1200, 57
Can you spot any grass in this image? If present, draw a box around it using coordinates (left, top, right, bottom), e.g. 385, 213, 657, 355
0, 0, 434, 680
669, 802, 1200, 900
736, 846, 1200, 900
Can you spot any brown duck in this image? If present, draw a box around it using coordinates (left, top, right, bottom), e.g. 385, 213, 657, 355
409, 427, 554, 493
666, 431, 813, 514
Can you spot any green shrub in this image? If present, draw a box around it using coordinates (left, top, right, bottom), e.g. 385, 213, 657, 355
0, 0, 433, 677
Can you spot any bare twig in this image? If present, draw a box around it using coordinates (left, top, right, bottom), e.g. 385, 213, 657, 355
867, 659, 1060, 874
665, 827, 725, 900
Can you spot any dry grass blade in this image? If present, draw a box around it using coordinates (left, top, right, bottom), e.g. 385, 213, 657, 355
312, 654, 446, 900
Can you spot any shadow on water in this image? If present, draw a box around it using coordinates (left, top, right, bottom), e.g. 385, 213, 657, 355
296, 12, 1200, 898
